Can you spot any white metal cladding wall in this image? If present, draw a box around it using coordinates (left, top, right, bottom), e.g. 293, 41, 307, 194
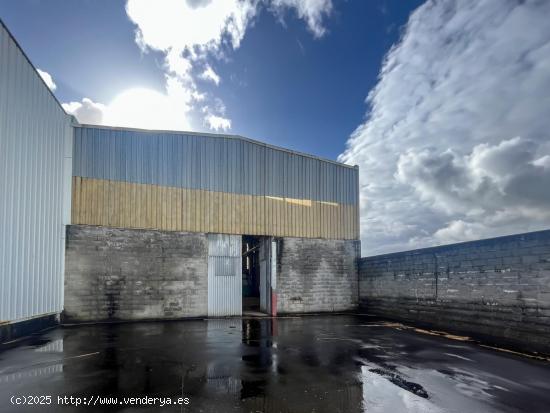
0, 21, 72, 323
207, 234, 242, 316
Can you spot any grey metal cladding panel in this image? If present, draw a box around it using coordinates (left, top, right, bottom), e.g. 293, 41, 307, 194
252, 142, 266, 196
265, 147, 286, 198
352, 168, 358, 204
356, 168, 360, 203
73, 126, 358, 204
72, 127, 79, 176
345, 167, 352, 204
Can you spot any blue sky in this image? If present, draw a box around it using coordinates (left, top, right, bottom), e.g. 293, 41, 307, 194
0, 0, 422, 159
2, 0, 550, 255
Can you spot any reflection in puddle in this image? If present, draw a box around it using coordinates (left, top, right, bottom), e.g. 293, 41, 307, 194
0, 364, 63, 383
35, 339, 63, 353
446, 367, 497, 399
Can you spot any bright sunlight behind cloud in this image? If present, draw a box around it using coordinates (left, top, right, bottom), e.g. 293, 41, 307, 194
64, 0, 333, 132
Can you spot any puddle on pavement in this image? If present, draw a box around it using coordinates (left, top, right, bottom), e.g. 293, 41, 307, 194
1, 315, 550, 412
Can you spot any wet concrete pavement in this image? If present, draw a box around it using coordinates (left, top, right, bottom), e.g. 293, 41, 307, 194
1, 314, 550, 412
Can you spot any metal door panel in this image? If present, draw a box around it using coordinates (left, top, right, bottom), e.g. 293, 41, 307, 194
208, 234, 242, 316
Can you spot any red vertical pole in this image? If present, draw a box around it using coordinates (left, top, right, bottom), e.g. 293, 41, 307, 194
271, 289, 277, 317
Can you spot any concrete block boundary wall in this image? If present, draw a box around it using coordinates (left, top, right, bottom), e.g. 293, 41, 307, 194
359, 229, 550, 354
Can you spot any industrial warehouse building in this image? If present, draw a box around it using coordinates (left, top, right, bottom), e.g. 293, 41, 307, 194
66, 126, 360, 320
3, 18, 550, 356
0, 19, 359, 337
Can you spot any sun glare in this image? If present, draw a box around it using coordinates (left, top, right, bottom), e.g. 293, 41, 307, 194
103, 87, 190, 131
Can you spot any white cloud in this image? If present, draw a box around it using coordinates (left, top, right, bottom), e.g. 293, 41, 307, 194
126, 0, 257, 57
124, 0, 333, 131
533, 155, 550, 169
339, 0, 550, 255
205, 114, 231, 131
202, 98, 231, 130
125, 0, 260, 129
270, 0, 332, 37
63, 98, 105, 124
36, 69, 56, 91
200, 64, 221, 85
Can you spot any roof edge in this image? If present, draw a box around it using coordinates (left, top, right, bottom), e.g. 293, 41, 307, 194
0, 18, 69, 118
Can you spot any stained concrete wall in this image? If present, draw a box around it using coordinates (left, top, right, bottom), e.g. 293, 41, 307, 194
64, 225, 208, 322
277, 237, 360, 313
359, 230, 550, 353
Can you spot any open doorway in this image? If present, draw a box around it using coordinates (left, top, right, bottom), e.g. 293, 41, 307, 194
242, 235, 277, 317
242, 235, 261, 314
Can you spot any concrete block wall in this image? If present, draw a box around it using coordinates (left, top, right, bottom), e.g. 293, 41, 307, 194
359, 230, 550, 353
277, 237, 360, 313
64, 225, 208, 322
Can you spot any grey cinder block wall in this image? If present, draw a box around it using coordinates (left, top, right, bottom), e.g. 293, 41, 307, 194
64, 226, 360, 321
64, 225, 208, 322
277, 237, 360, 313
359, 230, 550, 353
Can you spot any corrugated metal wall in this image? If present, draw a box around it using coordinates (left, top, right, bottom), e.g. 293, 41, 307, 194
207, 234, 242, 317
0, 21, 73, 323
72, 126, 359, 239
73, 127, 357, 204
